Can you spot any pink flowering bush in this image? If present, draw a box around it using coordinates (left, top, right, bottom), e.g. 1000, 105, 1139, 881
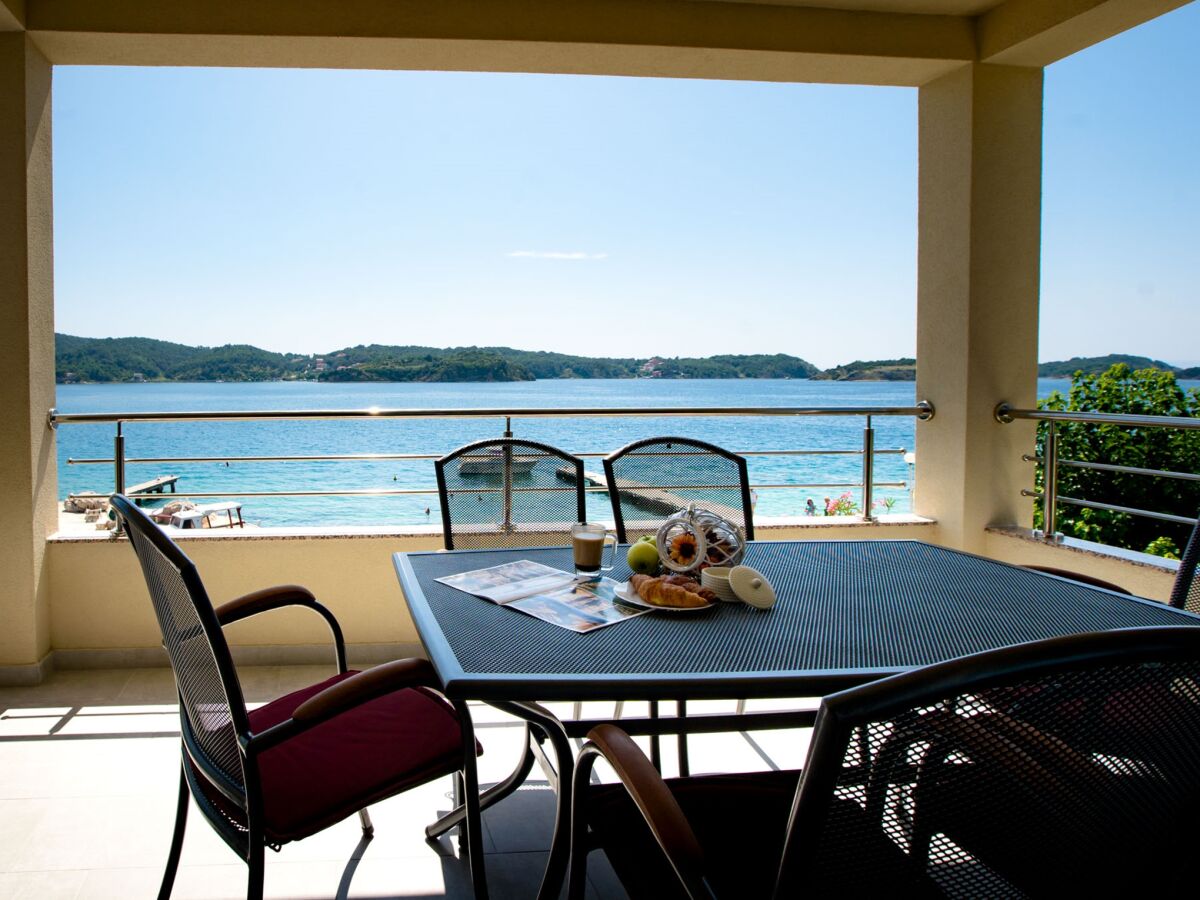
825, 492, 861, 516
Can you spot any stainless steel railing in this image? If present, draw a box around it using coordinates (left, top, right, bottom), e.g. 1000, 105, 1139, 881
50, 402, 934, 524
995, 402, 1200, 541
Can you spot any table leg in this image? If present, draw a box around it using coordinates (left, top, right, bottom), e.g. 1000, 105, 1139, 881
492, 700, 575, 900
453, 700, 489, 900
649, 700, 662, 771
677, 699, 690, 776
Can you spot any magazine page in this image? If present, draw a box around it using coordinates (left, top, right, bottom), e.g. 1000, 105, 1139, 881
436, 559, 576, 605
509, 578, 650, 633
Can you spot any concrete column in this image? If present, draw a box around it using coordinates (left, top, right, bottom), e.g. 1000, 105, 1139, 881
0, 34, 56, 680
914, 63, 1042, 552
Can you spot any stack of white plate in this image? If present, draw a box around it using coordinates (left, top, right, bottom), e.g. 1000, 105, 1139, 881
700, 567, 739, 602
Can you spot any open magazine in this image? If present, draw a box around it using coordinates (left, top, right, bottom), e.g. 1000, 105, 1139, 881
436, 560, 648, 633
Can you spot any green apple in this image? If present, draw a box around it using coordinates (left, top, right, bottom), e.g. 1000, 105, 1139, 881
626, 539, 661, 575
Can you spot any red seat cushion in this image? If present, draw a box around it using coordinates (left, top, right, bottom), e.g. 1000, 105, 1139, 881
238, 672, 468, 843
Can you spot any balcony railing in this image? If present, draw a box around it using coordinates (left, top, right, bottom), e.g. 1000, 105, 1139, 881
50, 402, 934, 526
995, 403, 1200, 542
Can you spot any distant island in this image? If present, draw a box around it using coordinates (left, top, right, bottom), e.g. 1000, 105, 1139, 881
1037, 354, 1200, 379
54, 335, 1197, 384
811, 359, 916, 381
54, 334, 820, 384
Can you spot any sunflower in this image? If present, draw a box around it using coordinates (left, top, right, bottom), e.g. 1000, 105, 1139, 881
668, 531, 699, 565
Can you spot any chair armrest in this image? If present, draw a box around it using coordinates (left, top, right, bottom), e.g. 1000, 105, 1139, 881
583, 724, 709, 896
1022, 565, 1131, 595
291, 658, 441, 723
214, 584, 321, 625
215, 585, 348, 672
245, 659, 444, 753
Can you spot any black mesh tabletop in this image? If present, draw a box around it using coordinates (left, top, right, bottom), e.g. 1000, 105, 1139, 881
393, 540, 1200, 702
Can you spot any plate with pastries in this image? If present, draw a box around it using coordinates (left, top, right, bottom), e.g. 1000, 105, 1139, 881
616, 573, 718, 612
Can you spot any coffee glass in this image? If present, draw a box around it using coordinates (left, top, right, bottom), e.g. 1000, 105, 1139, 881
571, 522, 617, 578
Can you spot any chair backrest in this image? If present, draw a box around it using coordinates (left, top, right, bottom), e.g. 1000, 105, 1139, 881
776, 626, 1200, 898
602, 437, 754, 543
111, 494, 250, 808
434, 438, 586, 550
1169, 514, 1200, 613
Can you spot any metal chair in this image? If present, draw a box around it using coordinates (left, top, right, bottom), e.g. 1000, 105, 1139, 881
435, 438, 586, 550
568, 626, 1200, 899
602, 437, 754, 544
111, 495, 484, 900
603, 437, 754, 773
435, 438, 593, 746
1169, 512, 1200, 613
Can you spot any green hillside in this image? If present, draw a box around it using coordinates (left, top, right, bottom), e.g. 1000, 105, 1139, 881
811, 358, 916, 381
54, 334, 820, 383
1038, 355, 1179, 378
56, 336, 1194, 385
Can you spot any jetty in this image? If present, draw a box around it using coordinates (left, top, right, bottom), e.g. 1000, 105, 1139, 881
64, 474, 179, 511
555, 465, 743, 521
126, 475, 180, 504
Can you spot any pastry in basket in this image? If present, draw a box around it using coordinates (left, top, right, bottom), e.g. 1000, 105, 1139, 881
630, 574, 713, 608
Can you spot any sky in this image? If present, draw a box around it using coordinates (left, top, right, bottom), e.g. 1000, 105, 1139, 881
51, 4, 1199, 370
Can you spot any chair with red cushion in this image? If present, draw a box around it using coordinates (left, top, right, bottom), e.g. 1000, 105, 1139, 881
568, 627, 1200, 899
111, 494, 485, 900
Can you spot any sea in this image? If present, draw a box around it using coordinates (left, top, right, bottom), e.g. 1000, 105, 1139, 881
54, 378, 1193, 527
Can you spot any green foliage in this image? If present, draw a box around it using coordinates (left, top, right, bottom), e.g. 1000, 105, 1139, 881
1035, 364, 1200, 553
323, 351, 534, 383
1144, 536, 1181, 560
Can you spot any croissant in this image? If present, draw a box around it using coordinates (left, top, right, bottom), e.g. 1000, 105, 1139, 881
660, 574, 718, 603
631, 574, 711, 608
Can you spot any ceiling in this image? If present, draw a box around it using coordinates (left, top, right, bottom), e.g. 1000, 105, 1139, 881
700, 0, 1003, 13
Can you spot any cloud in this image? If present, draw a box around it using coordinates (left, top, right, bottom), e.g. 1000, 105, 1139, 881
506, 250, 608, 260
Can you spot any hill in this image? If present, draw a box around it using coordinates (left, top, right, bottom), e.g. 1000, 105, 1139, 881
53, 334, 820, 384
811, 358, 916, 381
1038, 355, 1179, 378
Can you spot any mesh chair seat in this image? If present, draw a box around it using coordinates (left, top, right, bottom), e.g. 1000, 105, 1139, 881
190, 673, 470, 844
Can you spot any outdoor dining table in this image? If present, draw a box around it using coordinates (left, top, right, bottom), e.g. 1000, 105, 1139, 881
392, 538, 1200, 899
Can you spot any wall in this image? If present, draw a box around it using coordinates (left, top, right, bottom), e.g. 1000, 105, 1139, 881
40, 519, 937, 673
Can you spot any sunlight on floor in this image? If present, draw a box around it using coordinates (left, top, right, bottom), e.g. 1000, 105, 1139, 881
0, 666, 813, 899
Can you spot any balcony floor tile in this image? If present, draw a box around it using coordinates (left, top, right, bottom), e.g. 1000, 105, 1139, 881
1, 666, 810, 898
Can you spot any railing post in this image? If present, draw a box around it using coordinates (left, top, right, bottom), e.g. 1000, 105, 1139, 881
1040, 421, 1062, 543
114, 423, 126, 535
114, 423, 126, 496
861, 415, 875, 521
502, 416, 513, 533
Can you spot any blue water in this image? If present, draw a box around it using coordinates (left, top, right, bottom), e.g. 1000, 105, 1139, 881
52, 378, 1169, 527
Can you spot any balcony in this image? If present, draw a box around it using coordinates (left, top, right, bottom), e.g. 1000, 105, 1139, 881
1, 1, 1196, 896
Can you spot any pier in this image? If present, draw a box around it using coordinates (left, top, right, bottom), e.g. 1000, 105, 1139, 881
126, 475, 180, 504
555, 465, 743, 520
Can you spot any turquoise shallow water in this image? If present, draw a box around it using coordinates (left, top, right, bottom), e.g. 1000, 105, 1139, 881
55, 378, 1180, 527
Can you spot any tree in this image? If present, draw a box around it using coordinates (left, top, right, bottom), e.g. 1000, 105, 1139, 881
1035, 364, 1200, 556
